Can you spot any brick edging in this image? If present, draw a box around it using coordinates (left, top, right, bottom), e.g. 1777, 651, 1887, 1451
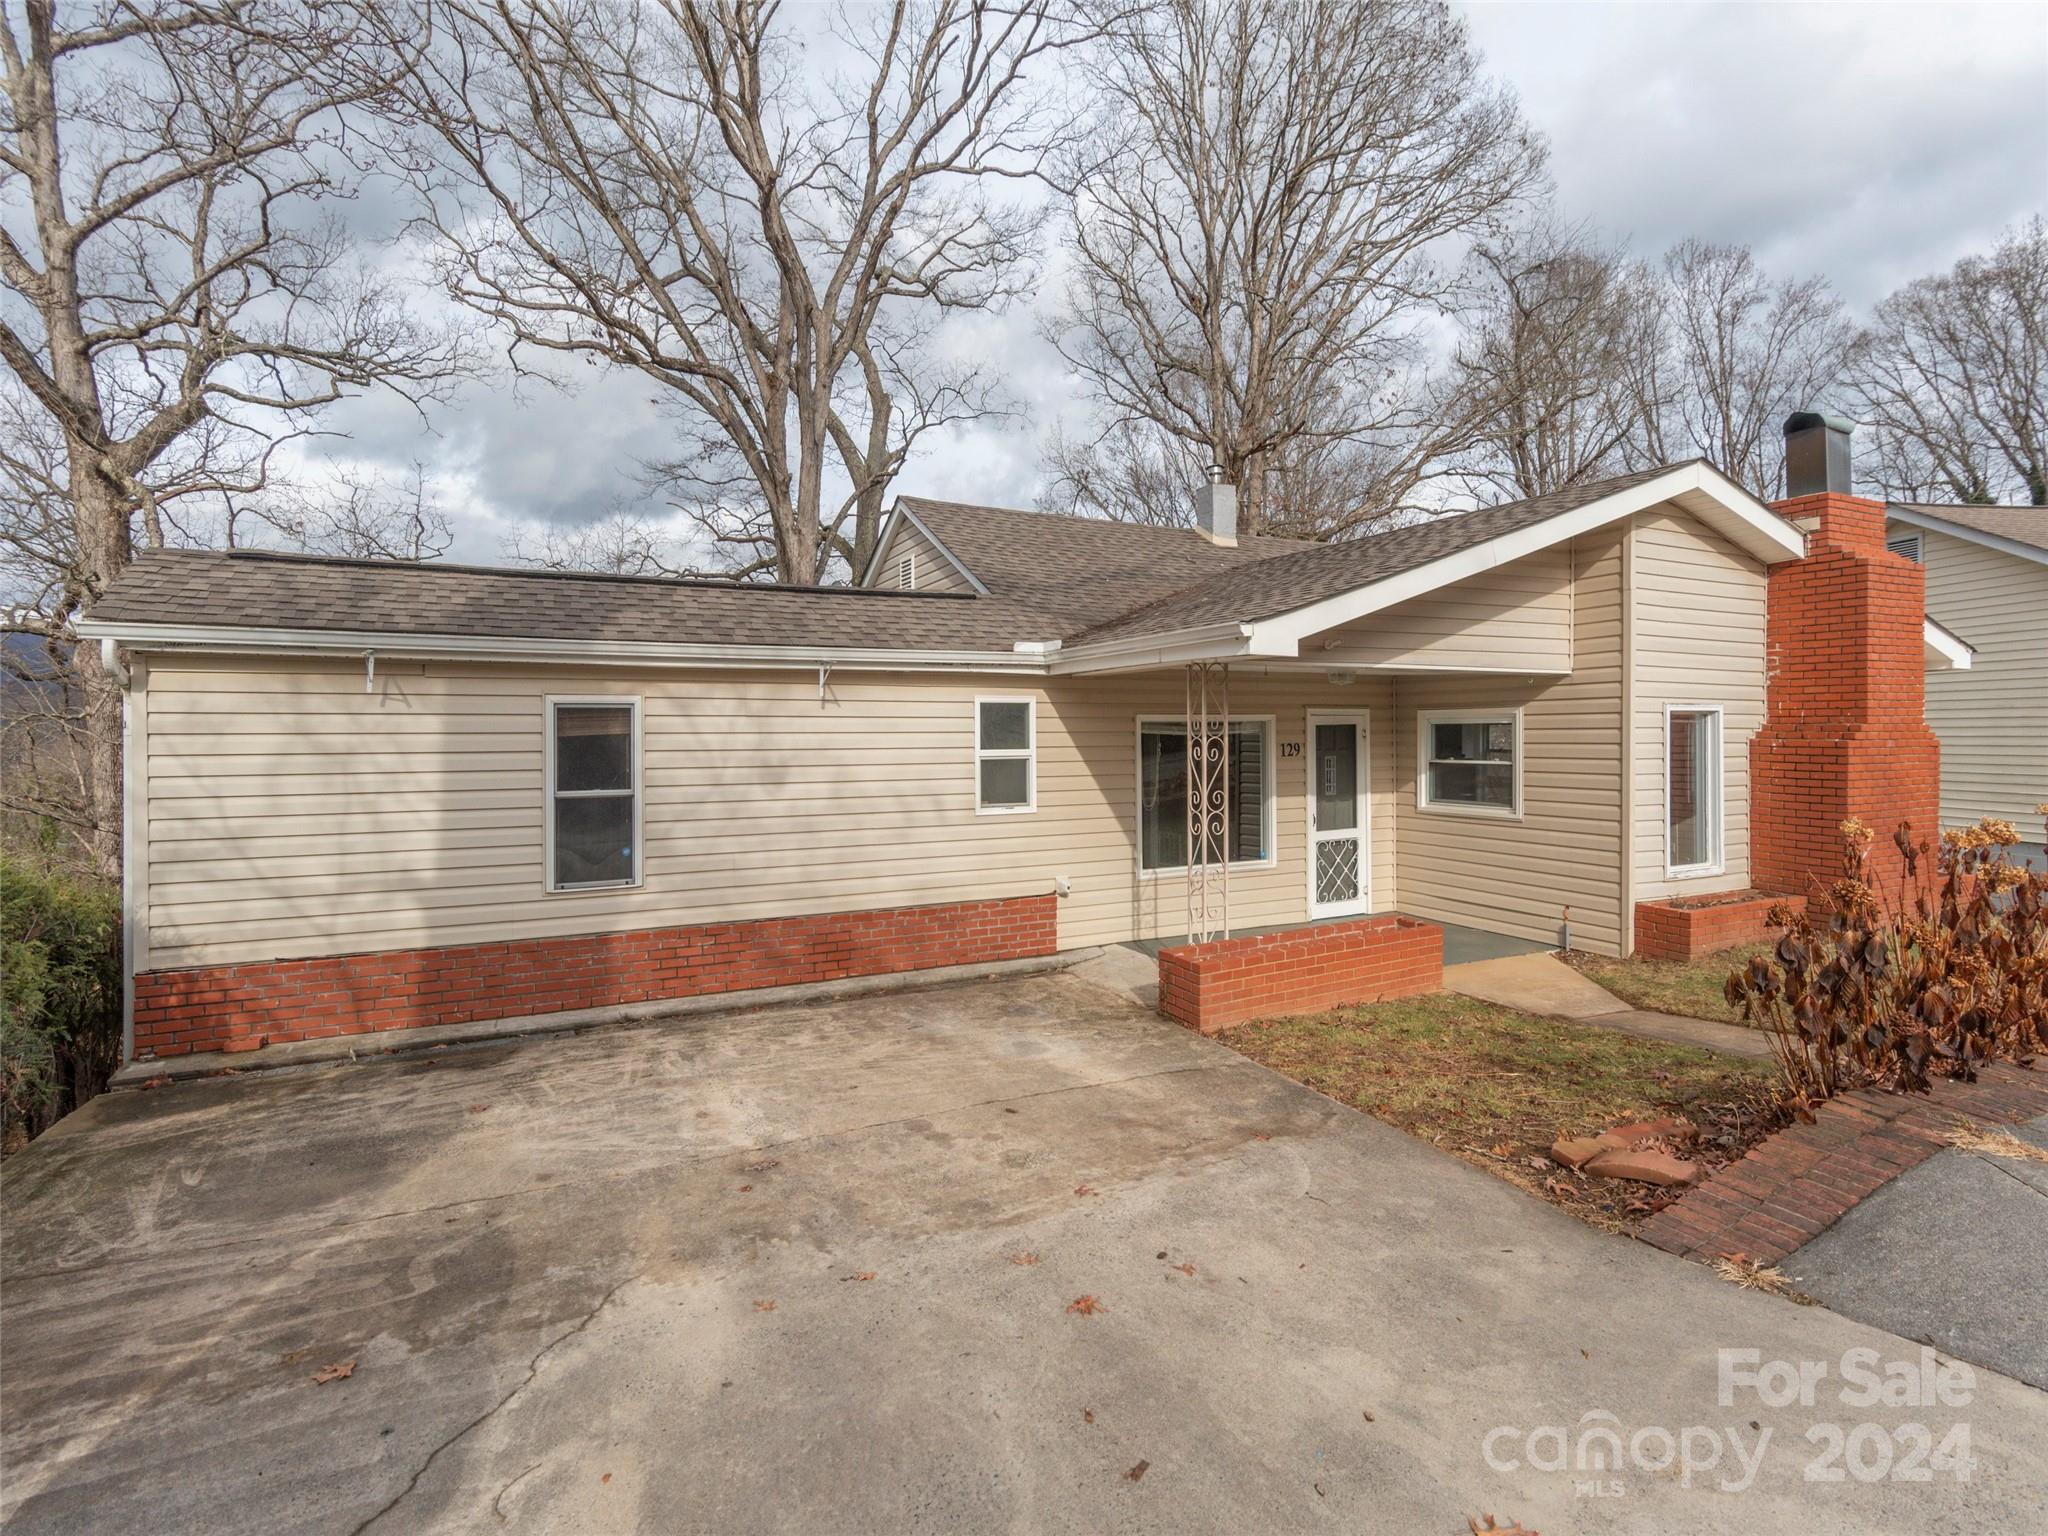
1638, 1063, 2048, 1265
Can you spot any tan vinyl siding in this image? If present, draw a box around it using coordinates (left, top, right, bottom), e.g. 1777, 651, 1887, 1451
1905, 525, 2048, 839
874, 518, 974, 593
1629, 510, 1767, 904
1318, 543, 1572, 672
138, 658, 1395, 968
1391, 529, 1629, 955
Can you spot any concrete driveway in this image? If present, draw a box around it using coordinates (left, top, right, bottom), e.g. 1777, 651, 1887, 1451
4, 970, 2044, 1534
1786, 1114, 2048, 1391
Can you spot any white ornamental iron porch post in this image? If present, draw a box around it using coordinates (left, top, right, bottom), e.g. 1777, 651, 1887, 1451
1184, 661, 1232, 944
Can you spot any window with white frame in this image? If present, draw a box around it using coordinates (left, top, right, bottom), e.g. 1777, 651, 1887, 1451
975, 697, 1035, 812
547, 698, 641, 891
1418, 711, 1519, 816
1137, 718, 1271, 871
1666, 706, 1723, 875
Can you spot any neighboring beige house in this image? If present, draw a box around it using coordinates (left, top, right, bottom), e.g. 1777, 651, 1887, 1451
86, 455, 1965, 1063
1886, 503, 2048, 848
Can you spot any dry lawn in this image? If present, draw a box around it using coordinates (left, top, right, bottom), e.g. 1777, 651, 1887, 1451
1562, 943, 1772, 1026
1220, 992, 1778, 1232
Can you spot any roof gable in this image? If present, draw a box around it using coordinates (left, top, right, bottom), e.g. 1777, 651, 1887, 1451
1886, 503, 2048, 564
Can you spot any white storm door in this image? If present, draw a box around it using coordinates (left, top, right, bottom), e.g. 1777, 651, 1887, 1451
1307, 712, 1371, 918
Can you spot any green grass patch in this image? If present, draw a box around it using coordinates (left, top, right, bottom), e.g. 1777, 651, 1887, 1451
1219, 992, 1776, 1230
1563, 944, 1770, 1026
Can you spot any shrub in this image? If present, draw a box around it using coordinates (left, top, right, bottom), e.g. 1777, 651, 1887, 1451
1727, 815, 2047, 1110
2, 851, 122, 1151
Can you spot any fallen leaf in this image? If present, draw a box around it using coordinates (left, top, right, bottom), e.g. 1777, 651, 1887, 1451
1251, 1132, 1272, 1142
841, 1271, 877, 1283
1361, 1410, 1374, 1423
1008, 1252, 1041, 1266
601, 1473, 612, 1485
142, 1076, 173, 1090
1073, 1184, 1097, 1197
310, 1359, 356, 1385
1083, 1409, 1095, 1424
467, 1103, 489, 1114
1173, 1263, 1196, 1277
1468, 1517, 1537, 1536
279, 1346, 313, 1366
754, 1299, 777, 1313
738, 1184, 753, 1193
1125, 1460, 1149, 1482
743, 1158, 781, 1173
1066, 1295, 1104, 1316
1948, 1122, 2048, 1162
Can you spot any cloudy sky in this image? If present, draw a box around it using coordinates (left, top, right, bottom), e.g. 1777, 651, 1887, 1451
297, 0, 2048, 565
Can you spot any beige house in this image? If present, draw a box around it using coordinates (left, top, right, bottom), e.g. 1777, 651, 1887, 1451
80, 459, 1846, 1062
1885, 503, 2048, 848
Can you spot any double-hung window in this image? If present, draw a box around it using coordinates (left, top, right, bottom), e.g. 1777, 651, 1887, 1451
975, 697, 1036, 813
1666, 706, 1724, 876
547, 698, 641, 891
1137, 718, 1272, 872
1418, 711, 1520, 817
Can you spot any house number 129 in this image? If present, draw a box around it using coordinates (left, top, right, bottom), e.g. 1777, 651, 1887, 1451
1279, 741, 1303, 758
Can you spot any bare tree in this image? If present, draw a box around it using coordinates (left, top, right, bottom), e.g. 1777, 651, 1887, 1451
1851, 217, 2048, 507
1, 1, 461, 870
1442, 217, 1668, 500
500, 507, 692, 577
1660, 239, 1855, 497
1042, 0, 1542, 538
395, 0, 1067, 585
253, 459, 454, 561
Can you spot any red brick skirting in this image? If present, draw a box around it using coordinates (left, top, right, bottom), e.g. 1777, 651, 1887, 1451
1632, 892, 1791, 961
1638, 1064, 2048, 1265
1157, 915, 1443, 1036
133, 893, 1058, 1058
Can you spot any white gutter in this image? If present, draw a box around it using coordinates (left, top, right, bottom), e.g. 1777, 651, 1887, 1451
70, 618, 1052, 674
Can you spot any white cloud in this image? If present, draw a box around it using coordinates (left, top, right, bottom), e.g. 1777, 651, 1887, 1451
304, 2, 2048, 558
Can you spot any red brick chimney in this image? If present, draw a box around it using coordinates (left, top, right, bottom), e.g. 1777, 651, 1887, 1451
1750, 414, 1940, 898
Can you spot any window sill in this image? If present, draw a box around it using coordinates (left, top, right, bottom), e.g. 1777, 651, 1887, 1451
1415, 801, 1522, 823
975, 804, 1036, 817
545, 877, 644, 896
1663, 863, 1727, 882
1137, 858, 1278, 882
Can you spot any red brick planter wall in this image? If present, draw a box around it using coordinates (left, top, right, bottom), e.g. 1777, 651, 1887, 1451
1632, 893, 1789, 961
1157, 916, 1443, 1036
133, 893, 1057, 1058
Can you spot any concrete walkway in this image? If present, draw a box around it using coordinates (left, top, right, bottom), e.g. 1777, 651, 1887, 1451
1443, 952, 1774, 1061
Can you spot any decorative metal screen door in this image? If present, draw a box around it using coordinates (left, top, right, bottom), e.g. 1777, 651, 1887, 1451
1306, 712, 1371, 918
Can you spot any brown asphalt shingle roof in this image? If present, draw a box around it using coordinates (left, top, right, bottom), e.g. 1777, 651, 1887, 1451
82, 462, 1712, 654
1071, 463, 1692, 643
86, 548, 1049, 653
1889, 502, 2048, 553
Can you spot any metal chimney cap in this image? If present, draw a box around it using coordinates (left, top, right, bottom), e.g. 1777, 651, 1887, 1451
1204, 462, 1227, 485
1783, 410, 1856, 437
